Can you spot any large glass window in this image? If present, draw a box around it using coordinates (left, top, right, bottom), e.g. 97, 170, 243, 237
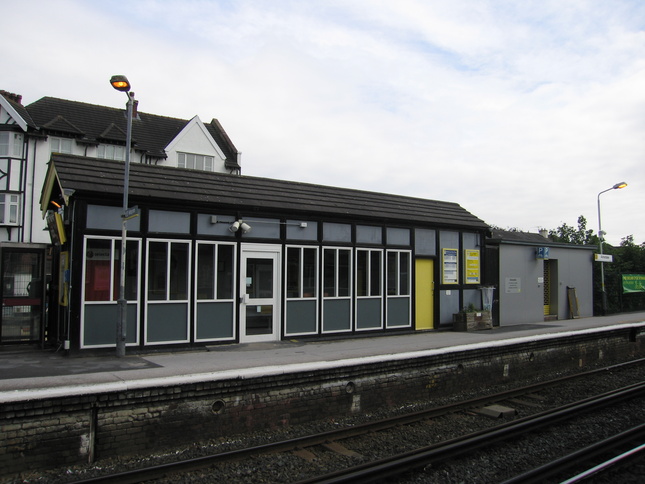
387, 250, 410, 296
356, 249, 382, 297
286, 247, 318, 298
147, 241, 190, 301
323, 248, 351, 298
84, 237, 140, 302
196, 243, 235, 300
178, 152, 214, 171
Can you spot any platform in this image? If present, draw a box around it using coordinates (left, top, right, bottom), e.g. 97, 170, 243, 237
1, 312, 644, 400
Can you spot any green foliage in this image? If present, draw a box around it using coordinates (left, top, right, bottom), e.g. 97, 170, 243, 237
548, 215, 597, 245
549, 216, 645, 314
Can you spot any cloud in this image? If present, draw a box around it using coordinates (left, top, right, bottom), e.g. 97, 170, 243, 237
3, 0, 645, 244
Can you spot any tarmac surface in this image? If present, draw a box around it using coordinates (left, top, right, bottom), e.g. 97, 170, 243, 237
1, 312, 644, 399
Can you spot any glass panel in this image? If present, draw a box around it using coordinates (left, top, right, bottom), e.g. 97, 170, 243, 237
387, 252, 398, 296
286, 248, 300, 298
323, 249, 335, 297
217, 245, 234, 299
246, 258, 273, 299
113, 240, 139, 300
246, 305, 273, 335
338, 250, 350, 297
85, 239, 112, 301
400, 252, 410, 295
148, 242, 167, 300
357, 251, 368, 297
303, 248, 316, 297
197, 244, 215, 300
370, 251, 381, 296
170, 243, 189, 300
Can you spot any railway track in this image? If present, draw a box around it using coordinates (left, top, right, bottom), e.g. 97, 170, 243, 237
65, 358, 645, 484
295, 382, 645, 483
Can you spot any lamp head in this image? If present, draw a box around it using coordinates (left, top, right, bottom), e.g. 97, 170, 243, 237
110, 75, 131, 92
240, 222, 252, 234
613, 182, 627, 190
229, 220, 241, 233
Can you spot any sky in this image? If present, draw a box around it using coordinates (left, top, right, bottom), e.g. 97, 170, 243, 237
3, 0, 644, 245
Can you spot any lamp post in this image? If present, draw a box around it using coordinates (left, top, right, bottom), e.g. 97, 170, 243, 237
597, 181, 627, 315
110, 75, 134, 357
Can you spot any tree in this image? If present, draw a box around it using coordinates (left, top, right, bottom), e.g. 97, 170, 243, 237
548, 215, 596, 245
549, 217, 645, 314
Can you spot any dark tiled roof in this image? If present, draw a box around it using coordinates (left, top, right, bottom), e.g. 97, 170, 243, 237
0, 91, 37, 129
46, 154, 489, 230
488, 229, 596, 249
25, 97, 239, 163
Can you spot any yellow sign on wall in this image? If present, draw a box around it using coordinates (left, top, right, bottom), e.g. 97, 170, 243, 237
464, 249, 480, 284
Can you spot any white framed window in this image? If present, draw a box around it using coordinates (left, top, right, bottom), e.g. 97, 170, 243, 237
355, 248, 383, 331
50, 137, 73, 154
98, 144, 125, 161
285, 245, 319, 336
145, 239, 191, 345
322, 247, 352, 333
0, 194, 20, 225
386, 250, 412, 328
195, 242, 237, 342
81, 236, 142, 348
0, 133, 23, 157
178, 152, 214, 171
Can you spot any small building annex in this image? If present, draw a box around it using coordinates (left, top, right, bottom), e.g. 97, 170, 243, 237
485, 229, 596, 325
41, 154, 490, 351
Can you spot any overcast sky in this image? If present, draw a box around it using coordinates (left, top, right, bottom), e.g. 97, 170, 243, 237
4, 0, 644, 245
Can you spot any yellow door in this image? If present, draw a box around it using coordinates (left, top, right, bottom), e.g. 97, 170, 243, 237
415, 259, 434, 330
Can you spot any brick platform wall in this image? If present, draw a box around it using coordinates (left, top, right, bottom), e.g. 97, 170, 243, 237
1, 326, 644, 477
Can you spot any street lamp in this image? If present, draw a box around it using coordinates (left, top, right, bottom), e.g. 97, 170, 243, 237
597, 181, 627, 315
110, 75, 135, 357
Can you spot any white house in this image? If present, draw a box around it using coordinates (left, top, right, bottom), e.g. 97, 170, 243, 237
0, 89, 241, 344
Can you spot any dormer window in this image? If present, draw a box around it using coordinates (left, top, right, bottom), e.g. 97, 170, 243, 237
178, 152, 214, 171
50, 137, 73, 154
98, 144, 125, 161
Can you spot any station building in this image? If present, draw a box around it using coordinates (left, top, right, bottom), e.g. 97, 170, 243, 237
486, 229, 596, 325
41, 153, 490, 351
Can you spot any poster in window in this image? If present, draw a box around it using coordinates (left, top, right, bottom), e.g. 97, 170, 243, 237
442, 248, 458, 284
464, 249, 480, 284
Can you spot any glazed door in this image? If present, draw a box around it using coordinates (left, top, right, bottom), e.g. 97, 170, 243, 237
240, 245, 281, 342
1, 249, 45, 343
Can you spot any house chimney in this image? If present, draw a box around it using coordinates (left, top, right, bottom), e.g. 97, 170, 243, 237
539, 229, 549, 239
132, 98, 139, 118
0, 90, 23, 105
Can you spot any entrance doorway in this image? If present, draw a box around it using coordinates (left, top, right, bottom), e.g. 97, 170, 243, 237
240, 244, 281, 342
415, 258, 434, 330
1, 249, 45, 343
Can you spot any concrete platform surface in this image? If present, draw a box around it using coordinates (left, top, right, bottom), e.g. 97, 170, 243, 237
1, 312, 644, 399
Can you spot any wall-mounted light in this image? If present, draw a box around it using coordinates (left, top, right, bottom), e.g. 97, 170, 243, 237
229, 219, 252, 234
